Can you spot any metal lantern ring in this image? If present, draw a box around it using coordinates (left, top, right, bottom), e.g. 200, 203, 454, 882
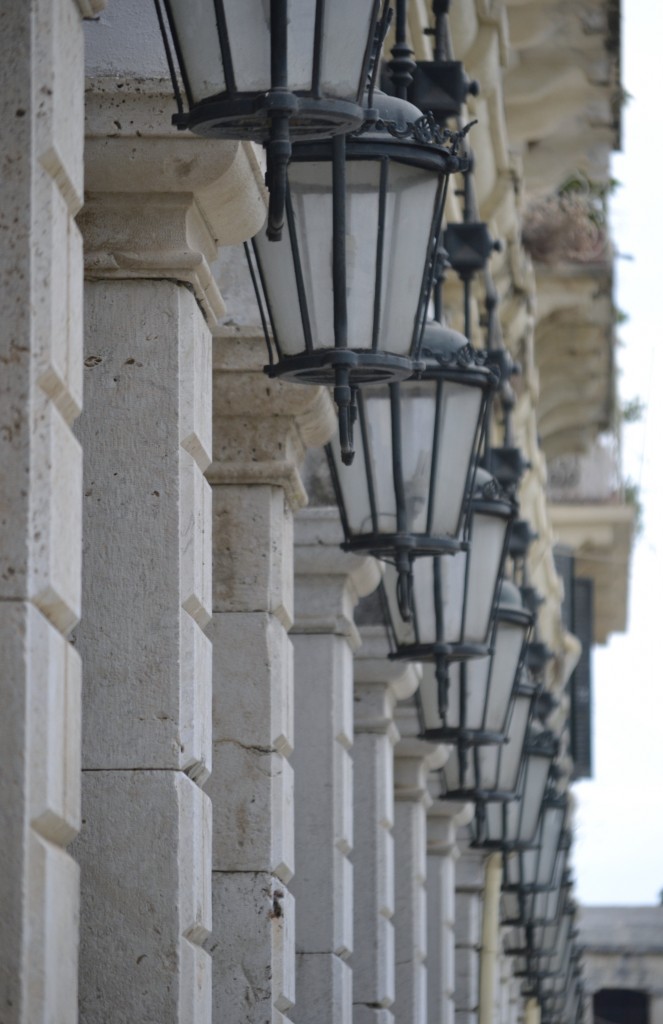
154, 0, 385, 240
248, 94, 471, 462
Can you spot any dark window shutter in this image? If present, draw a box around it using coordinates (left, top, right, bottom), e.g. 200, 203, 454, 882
570, 576, 593, 779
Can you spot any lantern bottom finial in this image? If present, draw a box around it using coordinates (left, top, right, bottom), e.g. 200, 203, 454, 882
396, 551, 415, 622
264, 112, 291, 242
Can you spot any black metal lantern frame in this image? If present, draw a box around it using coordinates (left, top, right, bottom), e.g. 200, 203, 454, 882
154, 0, 386, 239
382, 0, 480, 122
528, 885, 575, 971
501, 830, 571, 967
530, 912, 578, 1001
323, 337, 496, 622
415, 579, 534, 749
473, 727, 559, 850
382, 471, 516, 658
434, 662, 539, 804
248, 105, 471, 460
502, 789, 569, 901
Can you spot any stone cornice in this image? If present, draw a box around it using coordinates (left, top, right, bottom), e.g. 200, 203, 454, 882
81, 84, 267, 325
394, 705, 450, 805
427, 800, 475, 858
549, 502, 635, 643
206, 333, 336, 513
292, 507, 381, 649
353, 625, 421, 738
78, 0, 106, 15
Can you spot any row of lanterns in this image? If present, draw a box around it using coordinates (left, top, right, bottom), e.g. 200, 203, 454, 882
154, 1, 583, 1020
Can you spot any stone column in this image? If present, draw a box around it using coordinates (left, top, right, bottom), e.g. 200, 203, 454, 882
290, 508, 381, 1024
205, 336, 335, 1024
73, 63, 266, 1022
455, 843, 487, 1024
426, 802, 475, 1024
0, 1, 100, 1020
393, 707, 449, 1024
352, 624, 420, 1024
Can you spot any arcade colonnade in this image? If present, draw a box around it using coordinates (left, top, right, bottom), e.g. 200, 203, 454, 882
0, 1, 629, 1023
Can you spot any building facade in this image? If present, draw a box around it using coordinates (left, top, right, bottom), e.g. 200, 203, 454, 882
0, 1, 633, 1023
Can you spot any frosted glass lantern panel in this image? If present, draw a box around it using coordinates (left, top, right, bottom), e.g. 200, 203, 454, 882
476, 742, 500, 792
328, 416, 373, 536
255, 159, 437, 358
428, 383, 483, 537
377, 162, 440, 356
438, 550, 467, 644
254, 160, 335, 354
398, 382, 437, 534
537, 807, 564, 886
503, 797, 522, 843
485, 800, 504, 840
504, 925, 525, 953
445, 658, 491, 732
169, 0, 377, 101
501, 889, 521, 923
506, 853, 523, 887
463, 511, 508, 643
413, 557, 441, 644
520, 847, 538, 887
168, 0, 229, 100
338, 390, 395, 532
319, 0, 377, 98
483, 621, 525, 733
519, 757, 550, 843
439, 749, 468, 794
497, 694, 530, 794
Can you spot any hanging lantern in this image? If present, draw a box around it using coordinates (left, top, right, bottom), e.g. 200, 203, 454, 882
381, 466, 515, 644
475, 725, 558, 849
325, 325, 495, 617
248, 93, 471, 460
417, 579, 533, 746
528, 858, 573, 958
154, 0, 384, 239
503, 788, 568, 899
434, 659, 538, 802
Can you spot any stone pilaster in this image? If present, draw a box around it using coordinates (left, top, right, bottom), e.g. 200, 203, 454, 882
455, 842, 487, 1024
0, 1, 90, 1020
426, 802, 475, 1024
393, 708, 449, 1024
290, 508, 381, 1024
352, 626, 420, 1024
205, 338, 336, 1024
73, 64, 265, 1020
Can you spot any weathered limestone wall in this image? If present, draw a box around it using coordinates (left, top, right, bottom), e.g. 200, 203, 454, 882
205, 332, 335, 1024
0, 1, 98, 1019
290, 510, 381, 1024
352, 627, 420, 1024
72, 4, 268, 1017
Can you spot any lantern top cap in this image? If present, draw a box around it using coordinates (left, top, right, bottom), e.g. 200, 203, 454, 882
370, 90, 426, 129
497, 578, 525, 611
420, 319, 470, 360
354, 91, 468, 168
419, 320, 497, 384
471, 467, 512, 507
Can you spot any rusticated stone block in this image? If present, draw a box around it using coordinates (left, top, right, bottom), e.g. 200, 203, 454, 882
210, 872, 295, 1024
75, 770, 211, 1024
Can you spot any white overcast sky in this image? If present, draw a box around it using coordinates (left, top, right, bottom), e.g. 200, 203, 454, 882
571, 0, 663, 906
